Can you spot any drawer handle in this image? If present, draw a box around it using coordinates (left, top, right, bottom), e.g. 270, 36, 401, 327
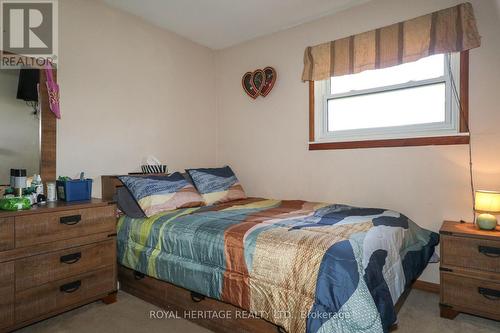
133, 271, 145, 280
60, 252, 82, 264
478, 245, 500, 258
60, 280, 81, 293
60, 215, 82, 225
191, 291, 205, 303
478, 287, 500, 301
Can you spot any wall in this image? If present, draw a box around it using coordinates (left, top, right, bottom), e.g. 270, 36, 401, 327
0, 69, 40, 184
215, 0, 500, 283
57, 0, 217, 196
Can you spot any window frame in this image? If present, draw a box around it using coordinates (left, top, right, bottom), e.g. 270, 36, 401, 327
308, 51, 470, 150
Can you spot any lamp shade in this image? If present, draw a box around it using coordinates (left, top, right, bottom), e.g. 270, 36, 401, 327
475, 190, 500, 213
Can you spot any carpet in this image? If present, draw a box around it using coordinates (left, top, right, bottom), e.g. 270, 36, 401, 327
16, 289, 499, 332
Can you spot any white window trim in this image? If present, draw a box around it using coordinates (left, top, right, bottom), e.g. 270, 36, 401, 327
313, 53, 463, 143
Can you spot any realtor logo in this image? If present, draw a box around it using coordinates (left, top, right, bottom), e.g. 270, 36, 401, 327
1, 0, 58, 67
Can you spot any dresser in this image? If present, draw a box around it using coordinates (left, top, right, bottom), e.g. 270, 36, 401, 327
439, 221, 500, 321
0, 199, 117, 332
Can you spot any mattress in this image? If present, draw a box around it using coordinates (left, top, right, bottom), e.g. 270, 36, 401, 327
117, 197, 439, 333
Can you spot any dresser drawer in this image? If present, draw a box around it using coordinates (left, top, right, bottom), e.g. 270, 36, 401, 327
441, 235, 500, 273
15, 266, 115, 323
0, 217, 14, 251
441, 272, 500, 320
0, 262, 14, 329
15, 206, 115, 247
15, 239, 116, 291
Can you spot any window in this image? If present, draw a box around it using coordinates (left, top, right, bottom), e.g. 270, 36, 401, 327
310, 52, 470, 149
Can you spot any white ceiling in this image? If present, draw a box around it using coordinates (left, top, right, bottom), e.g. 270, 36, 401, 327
102, 0, 371, 50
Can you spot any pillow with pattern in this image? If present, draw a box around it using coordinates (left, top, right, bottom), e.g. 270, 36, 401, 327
186, 166, 246, 206
118, 172, 204, 217
115, 174, 176, 218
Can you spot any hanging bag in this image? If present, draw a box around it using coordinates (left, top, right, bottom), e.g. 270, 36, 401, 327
45, 64, 61, 119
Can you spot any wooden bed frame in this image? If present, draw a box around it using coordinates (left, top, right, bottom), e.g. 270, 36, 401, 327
101, 175, 421, 333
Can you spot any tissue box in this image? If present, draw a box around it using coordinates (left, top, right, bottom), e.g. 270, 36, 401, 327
56, 179, 92, 202
141, 165, 167, 174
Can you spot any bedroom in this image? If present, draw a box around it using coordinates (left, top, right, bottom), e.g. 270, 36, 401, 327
0, 0, 499, 332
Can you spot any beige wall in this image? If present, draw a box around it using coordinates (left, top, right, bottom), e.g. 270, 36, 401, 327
54, 0, 499, 283
215, 0, 500, 283
57, 0, 217, 197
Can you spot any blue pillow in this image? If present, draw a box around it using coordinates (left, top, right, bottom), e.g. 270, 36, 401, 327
118, 172, 204, 217
186, 166, 246, 205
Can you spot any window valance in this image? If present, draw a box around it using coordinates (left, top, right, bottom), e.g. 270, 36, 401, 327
302, 2, 481, 81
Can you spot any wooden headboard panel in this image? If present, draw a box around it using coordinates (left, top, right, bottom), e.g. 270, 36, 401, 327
101, 173, 170, 201
101, 175, 122, 202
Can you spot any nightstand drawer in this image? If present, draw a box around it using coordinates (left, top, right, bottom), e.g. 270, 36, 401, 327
441, 235, 500, 273
15, 266, 115, 323
15, 206, 115, 247
0, 262, 14, 329
15, 239, 116, 291
441, 272, 500, 320
0, 217, 14, 251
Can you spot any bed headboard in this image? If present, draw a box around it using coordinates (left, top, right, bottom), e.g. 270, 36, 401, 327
101, 173, 169, 202
101, 175, 122, 202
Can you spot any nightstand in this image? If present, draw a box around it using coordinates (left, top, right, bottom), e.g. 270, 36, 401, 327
439, 221, 500, 321
0, 199, 117, 332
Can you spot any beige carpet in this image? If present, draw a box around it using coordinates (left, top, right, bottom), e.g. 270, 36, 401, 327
16, 290, 499, 333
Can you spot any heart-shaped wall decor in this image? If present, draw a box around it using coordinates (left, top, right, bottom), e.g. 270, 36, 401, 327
242, 67, 277, 99
242, 72, 259, 99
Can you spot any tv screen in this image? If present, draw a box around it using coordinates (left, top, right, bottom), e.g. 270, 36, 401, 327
17, 69, 39, 102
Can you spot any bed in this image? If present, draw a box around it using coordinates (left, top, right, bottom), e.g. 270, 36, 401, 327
102, 174, 438, 333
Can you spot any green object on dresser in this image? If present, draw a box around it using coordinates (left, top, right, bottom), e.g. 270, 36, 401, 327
0, 197, 31, 211
476, 213, 498, 230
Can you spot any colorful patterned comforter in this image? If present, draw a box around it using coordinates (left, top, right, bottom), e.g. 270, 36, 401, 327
117, 198, 439, 333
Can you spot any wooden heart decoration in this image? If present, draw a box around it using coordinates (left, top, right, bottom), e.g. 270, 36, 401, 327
251, 69, 265, 95
261, 67, 277, 97
242, 72, 259, 99
242, 67, 277, 99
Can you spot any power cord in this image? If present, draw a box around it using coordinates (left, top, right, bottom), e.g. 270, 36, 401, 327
446, 53, 475, 223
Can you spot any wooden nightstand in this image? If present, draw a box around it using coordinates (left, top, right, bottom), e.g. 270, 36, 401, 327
439, 221, 500, 321
0, 199, 117, 332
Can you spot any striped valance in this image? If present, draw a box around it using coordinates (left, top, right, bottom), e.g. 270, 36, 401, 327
302, 2, 481, 81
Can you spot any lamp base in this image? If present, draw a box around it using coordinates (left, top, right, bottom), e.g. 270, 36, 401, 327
476, 213, 498, 230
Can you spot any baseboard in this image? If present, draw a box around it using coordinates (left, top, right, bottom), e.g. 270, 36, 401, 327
413, 280, 440, 294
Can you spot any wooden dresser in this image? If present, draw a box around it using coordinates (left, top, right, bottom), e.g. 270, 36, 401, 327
0, 199, 117, 332
439, 221, 500, 321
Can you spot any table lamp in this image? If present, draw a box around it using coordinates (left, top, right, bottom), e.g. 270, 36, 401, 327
475, 190, 500, 230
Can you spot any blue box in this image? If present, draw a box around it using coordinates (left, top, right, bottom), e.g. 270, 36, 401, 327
56, 179, 93, 202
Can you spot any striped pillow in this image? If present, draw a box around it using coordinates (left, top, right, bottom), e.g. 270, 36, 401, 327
186, 166, 246, 206
118, 172, 204, 217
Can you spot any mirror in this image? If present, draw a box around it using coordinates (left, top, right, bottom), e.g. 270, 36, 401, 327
0, 68, 41, 185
